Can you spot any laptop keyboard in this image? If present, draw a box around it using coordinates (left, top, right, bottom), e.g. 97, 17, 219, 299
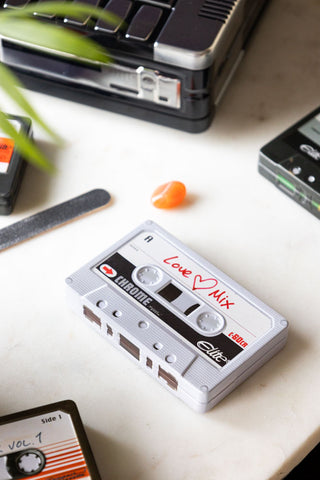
1, 0, 176, 45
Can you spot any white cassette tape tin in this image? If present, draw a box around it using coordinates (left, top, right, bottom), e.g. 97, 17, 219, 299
66, 221, 288, 412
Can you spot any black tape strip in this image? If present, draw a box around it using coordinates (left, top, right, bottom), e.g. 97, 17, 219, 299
158, 283, 182, 302
0, 189, 111, 251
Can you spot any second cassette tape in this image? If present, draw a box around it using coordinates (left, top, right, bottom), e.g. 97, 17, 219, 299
66, 221, 288, 413
0, 400, 101, 480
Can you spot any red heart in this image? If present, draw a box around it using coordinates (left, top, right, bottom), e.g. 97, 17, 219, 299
192, 274, 218, 291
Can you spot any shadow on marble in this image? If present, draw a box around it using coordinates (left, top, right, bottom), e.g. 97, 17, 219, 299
207, 324, 307, 423
86, 426, 144, 480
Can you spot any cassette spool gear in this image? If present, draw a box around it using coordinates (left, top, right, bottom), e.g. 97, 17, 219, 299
0, 449, 45, 480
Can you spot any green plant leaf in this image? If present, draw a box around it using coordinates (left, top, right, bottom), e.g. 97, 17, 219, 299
0, 1, 119, 28
0, 18, 110, 64
0, 62, 62, 143
0, 2, 115, 170
0, 111, 55, 172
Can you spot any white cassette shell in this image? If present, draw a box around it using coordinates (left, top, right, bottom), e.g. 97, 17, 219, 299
65, 220, 288, 413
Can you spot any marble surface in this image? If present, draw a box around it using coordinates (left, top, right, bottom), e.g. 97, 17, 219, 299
0, 1, 320, 478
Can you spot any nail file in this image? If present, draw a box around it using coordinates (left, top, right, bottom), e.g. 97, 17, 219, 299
0, 189, 111, 251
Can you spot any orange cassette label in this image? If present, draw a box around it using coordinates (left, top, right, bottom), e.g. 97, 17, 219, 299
0, 137, 15, 172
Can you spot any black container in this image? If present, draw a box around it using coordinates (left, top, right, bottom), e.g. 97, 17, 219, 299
0, 0, 269, 132
259, 106, 320, 220
0, 114, 32, 215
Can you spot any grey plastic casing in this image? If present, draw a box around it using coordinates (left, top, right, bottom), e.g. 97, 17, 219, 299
65, 221, 288, 413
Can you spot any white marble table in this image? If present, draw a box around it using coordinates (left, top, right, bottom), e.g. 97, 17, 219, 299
0, 1, 319, 478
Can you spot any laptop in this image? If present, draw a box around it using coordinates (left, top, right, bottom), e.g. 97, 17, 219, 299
0, 0, 269, 132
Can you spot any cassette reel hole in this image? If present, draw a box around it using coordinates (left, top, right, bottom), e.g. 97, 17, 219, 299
153, 342, 163, 351
16, 449, 46, 475
134, 265, 162, 286
196, 311, 225, 335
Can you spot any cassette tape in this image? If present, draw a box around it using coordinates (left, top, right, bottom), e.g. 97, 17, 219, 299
0, 400, 101, 480
66, 221, 289, 413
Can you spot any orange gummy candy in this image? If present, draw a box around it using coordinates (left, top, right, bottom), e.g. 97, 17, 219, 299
151, 181, 186, 209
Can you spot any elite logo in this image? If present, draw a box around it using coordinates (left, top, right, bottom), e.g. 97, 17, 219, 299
197, 340, 229, 365
300, 144, 320, 161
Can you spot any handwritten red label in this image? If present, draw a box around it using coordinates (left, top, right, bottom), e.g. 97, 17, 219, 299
163, 256, 192, 278
163, 256, 235, 309
192, 274, 218, 291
